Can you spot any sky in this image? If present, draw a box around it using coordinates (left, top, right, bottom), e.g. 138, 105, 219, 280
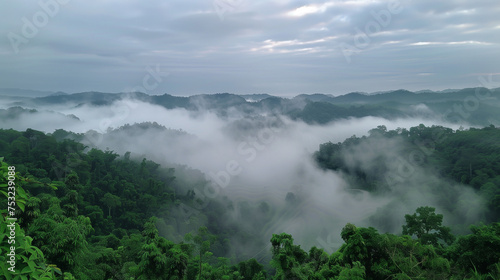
1, 0, 499, 96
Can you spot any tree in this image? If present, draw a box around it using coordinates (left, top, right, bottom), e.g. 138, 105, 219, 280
368, 125, 387, 136
402, 206, 455, 246
307, 247, 328, 272
184, 226, 216, 280
0, 159, 61, 279
449, 222, 500, 274
19, 196, 41, 227
135, 217, 170, 280
28, 212, 93, 273
380, 234, 451, 279
101, 192, 121, 218
237, 258, 267, 280
64, 172, 81, 191
270, 233, 308, 279
61, 190, 80, 217
342, 230, 367, 265
337, 261, 365, 280
135, 217, 189, 279
166, 246, 189, 279
10, 136, 30, 162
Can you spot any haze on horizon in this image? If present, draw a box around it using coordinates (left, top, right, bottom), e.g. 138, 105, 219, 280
1, 0, 500, 96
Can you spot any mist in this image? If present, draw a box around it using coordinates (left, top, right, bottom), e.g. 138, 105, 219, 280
0, 97, 484, 259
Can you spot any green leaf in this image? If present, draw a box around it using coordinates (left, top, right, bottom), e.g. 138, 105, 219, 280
16, 200, 26, 212
0, 262, 13, 280
27, 260, 36, 272
16, 187, 27, 199
53, 266, 62, 275
21, 265, 33, 274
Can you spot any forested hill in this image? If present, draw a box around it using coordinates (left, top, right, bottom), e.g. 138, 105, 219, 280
1, 126, 500, 279
315, 124, 500, 223
2, 87, 500, 126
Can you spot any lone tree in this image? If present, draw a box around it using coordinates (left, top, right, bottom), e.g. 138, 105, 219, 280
402, 206, 455, 246
101, 192, 121, 218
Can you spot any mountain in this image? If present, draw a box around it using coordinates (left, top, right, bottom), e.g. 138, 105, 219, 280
0, 106, 80, 122
239, 94, 274, 102
33, 91, 124, 105
2, 87, 500, 126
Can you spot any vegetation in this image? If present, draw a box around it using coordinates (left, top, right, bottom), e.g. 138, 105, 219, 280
1, 125, 499, 279
315, 124, 500, 222
6, 87, 500, 125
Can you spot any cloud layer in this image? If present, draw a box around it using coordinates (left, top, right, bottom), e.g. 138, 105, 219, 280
1, 0, 499, 95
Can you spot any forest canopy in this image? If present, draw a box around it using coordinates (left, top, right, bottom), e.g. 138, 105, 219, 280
1, 125, 499, 279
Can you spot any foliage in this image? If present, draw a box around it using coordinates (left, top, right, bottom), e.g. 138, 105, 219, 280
314, 124, 500, 222
0, 126, 499, 279
448, 223, 500, 275
402, 206, 455, 246
0, 158, 60, 279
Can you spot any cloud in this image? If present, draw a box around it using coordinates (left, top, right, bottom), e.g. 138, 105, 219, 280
285, 2, 335, 17
409, 41, 493, 46
337, 134, 486, 234
1, 0, 499, 95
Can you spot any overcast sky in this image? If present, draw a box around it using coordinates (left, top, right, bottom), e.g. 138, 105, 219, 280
1, 0, 499, 96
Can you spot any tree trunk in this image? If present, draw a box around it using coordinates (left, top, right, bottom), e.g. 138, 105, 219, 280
198, 251, 202, 279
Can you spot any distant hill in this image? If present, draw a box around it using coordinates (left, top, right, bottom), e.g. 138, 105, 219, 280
239, 94, 274, 102
2, 87, 500, 126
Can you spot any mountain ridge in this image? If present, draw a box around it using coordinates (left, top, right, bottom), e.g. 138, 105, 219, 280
2, 87, 500, 126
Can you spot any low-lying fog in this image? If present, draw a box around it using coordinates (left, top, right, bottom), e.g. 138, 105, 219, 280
1, 98, 484, 257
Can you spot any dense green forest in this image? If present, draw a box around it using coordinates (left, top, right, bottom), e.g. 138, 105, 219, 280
1, 126, 500, 279
314, 124, 500, 223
